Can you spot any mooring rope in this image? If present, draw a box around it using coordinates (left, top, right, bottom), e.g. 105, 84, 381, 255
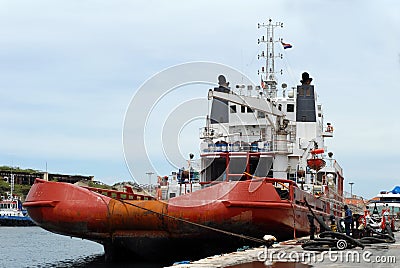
115, 199, 267, 244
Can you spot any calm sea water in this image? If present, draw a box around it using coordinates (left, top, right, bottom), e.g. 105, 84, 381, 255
4, 227, 399, 267
0, 226, 167, 268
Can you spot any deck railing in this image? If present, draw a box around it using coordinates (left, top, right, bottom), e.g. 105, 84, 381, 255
82, 186, 154, 201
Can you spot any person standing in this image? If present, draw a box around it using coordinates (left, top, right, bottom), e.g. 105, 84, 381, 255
344, 205, 353, 236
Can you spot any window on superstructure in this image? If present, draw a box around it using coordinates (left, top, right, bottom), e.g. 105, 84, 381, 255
229, 157, 247, 180
261, 128, 266, 139
230, 105, 237, 113
247, 107, 253, 113
287, 104, 294, 112
241, 106, 246, 113
257, 111, 265, 118
288, 173, 296, 182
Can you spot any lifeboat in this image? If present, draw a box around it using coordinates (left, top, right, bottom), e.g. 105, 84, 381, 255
310, 148, 325, 155
307, 158, 326, 171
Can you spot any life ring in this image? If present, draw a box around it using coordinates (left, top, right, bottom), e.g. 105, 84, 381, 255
358, 215, 366, 226
380, 218, 386, 230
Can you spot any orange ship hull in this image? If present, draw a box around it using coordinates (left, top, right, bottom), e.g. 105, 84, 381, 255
24, 178, 332, 261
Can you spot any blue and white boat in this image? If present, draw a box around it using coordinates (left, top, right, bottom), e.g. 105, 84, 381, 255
0, 194, 35, 226
369, 186, 400, 219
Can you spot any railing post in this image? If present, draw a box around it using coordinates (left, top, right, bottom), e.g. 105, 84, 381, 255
289, 183, 294, 201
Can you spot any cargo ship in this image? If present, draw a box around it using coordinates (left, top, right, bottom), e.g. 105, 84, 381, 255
24, 20, 346, 261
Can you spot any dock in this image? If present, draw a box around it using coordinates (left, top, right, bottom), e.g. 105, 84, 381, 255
169, 233, 399, 267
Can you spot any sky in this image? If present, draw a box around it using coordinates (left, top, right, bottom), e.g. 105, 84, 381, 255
0, 0, 399, 198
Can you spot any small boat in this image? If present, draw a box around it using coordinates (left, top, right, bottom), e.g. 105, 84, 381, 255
0, 193, 35, 226
367, 186, 400, 229
24, 19, 347, 261
369, 186, 400, 214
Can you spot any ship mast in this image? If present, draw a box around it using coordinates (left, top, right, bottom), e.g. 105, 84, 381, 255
258, 19, 289, 180
10, 173, 14, 198
258, 19, 283, 98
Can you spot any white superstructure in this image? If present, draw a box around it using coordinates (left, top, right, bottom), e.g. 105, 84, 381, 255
369, 188, 400, 218
198, 20, 344, 211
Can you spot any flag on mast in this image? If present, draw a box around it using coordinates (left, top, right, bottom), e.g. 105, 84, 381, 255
261, 77, 266, 89
281, 41, 292, 49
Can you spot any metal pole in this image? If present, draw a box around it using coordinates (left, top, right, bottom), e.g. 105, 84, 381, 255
10, 173, 14, 197
349, 182, 354, 198
146, 172, 154, 193
188, 160, 191, 183
189, 153, 194, 183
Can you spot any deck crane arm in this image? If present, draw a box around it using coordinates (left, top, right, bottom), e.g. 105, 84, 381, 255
300, 139, 317, 168
208, 89, 286, 130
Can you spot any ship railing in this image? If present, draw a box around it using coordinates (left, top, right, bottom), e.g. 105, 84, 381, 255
324, 186, 344, 201
199, 126, 219, 139
343, 191, 364, 200
82, 186, 155, 201
321, 185, 345, 216
202, 140, 293, 153
318, 196, 344, 215
333, 160, 343, 177
201, 140, 274, 153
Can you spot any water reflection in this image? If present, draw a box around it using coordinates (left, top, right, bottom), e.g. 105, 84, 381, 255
0, 227, 169, 268
38, 254, 169, 268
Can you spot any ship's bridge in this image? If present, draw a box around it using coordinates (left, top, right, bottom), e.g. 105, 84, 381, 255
199, 126, 294, 154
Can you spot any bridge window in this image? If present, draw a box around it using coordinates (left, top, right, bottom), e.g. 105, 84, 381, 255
202, 156, 227, 182
247, 107, 253, 113
229, 157, 247, 177
287, 104, 294, 112
241, 106, 246, 113
230, 105, 237, 113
